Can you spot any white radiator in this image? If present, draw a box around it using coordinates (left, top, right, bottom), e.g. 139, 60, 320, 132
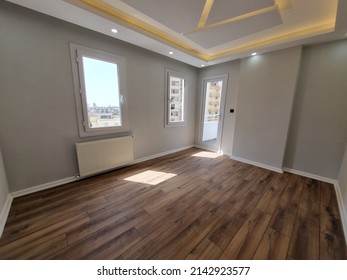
76, 136, 134, 177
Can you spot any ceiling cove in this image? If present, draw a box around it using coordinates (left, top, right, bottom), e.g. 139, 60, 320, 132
63, 0, 338, 63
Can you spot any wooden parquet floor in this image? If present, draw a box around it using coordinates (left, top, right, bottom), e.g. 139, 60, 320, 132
0, 148, 346, 259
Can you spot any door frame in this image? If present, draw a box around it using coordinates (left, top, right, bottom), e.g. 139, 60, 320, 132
198, 74, 228, 152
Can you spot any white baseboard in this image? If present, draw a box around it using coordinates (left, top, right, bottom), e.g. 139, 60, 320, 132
0, 194, 13, 238
10, 176, 78, 198
230, 155, 283, 173
334, 182, 347, 245
282, 168, 336, 184
133, 145, 194, 164
221, 151, 232, 157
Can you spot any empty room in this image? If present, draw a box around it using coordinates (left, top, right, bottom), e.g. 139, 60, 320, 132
0, 0, 347, 261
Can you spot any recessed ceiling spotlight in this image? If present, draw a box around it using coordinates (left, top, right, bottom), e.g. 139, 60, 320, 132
201, 64, 205, 67
169, 51, 174, 55
251, 52, 257, 56
111, 28, 118, 33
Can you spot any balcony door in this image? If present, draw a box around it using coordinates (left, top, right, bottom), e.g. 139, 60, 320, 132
200, 75, 228, 151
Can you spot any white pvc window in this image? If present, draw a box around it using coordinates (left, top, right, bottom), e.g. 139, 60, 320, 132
70, 44, 129, 137
165, 69, 188, 127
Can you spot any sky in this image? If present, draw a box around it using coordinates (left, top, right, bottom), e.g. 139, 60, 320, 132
82, 56, 120, 107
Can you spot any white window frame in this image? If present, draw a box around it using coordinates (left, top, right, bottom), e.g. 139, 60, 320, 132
70, 43, 129, 137
165, 69, 188, 128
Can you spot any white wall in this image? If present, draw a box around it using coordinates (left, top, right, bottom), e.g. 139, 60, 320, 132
284, 40, 347, 179
232, 47, 302, 170
0, 147, 10, 236
0, 2, 198, 192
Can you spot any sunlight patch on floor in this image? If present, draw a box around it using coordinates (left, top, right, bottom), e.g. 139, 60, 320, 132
124, 170, 177, 185
192, 151, 221, 158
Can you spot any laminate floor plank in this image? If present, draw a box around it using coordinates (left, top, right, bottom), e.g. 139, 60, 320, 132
2, 196, 106, 242
14, 234, 68, 260
135, 187, 209, 238
276, 174, 304, 215
0, 213, 89, 259
287, 180, 321, 260
253, 228, 290, 260
83, 228, 142, 260
143, 179, 208, 214
220, 209, 272, 260
122, 200, 214, 259
255, 173, 288, 216
208, 207, 251, 250
287, 213, 320, 260
150, 211, 220, 259
51, 209, 149, 259
6, 193, 107, 228
247, 170, 275, 195
0, 148, 345, 260
209, 179, 255, 218
185, 238, 222, 260
319, 182, 347, 259
269, 208, 297, 238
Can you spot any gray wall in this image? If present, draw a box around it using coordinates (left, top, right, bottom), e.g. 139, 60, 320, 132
0, 2, 197, 192
232, 47, 302, 170
197, 60, 241, 155
284, 40, 347, 179
338, 144, 347, 232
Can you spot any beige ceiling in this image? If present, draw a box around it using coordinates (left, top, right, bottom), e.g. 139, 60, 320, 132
6, 0, 347, 67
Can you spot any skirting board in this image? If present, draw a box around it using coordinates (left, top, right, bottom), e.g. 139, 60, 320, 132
282, 168, 336, 184
133, 145, 194, 164
0, 194, 13, 238
10, 176, 78, 199
230, 155, 283, 173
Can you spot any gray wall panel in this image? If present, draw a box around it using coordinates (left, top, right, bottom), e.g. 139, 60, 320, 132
232, 47, 302, 170
284, 41, 347, 179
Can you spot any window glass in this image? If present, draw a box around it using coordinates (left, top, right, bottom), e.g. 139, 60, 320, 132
168, 76, 185, 123
165, 69, 187, 127
82, 57, 121, 129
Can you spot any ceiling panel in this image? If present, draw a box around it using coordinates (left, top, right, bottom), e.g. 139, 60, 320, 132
185, 8, 282, 49
121, 0, 206, 33
206, 0, 275, 25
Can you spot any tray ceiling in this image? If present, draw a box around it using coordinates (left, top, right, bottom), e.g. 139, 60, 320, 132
6, 0, 347, 67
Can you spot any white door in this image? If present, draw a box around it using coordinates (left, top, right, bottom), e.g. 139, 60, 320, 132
200, 75, 228, 151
